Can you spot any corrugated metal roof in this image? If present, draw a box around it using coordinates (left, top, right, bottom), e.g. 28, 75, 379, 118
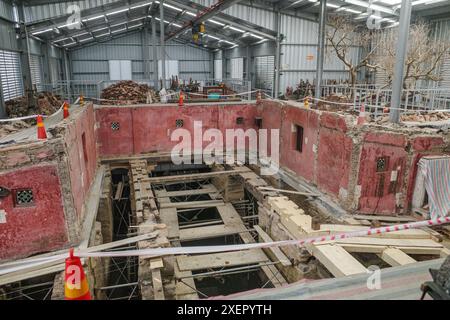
213, 258, 444, 300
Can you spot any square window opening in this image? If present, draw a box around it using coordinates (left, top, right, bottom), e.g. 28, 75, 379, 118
14, 189, 34, 207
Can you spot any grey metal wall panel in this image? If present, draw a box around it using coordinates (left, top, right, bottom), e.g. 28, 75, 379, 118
70, 31, 211, 82
48, 45, 62, 59
432, 19, 450, 89
0, 0, 14, 21
179, 60, 209, 73
28, 38, 42, 55
252, 42, 275, 57
0, 19, 18, 51
72, 60, 108, 73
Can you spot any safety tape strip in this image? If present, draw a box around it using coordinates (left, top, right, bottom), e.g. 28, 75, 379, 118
1, 217, 449, 276
0, 101, 66, 123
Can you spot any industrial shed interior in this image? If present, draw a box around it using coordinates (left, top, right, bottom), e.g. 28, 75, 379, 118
0, 0, 450, 301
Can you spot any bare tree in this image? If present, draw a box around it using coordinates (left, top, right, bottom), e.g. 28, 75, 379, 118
326, 15, 379, 92
375, 22, 450, 89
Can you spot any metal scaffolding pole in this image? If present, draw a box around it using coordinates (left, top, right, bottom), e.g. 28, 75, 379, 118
159, 1, 166, 90
315, 0, 327, 101
390, 0, 412, 123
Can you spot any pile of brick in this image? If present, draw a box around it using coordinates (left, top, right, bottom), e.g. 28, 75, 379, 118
374, 111, 450, 124
100, 81, 159, 105
5, 92, 62, 124
0, 120, 31, 139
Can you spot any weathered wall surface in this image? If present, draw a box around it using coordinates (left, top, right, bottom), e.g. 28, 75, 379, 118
95, 103, 258, 157
58, 104, 98, 219
0, 103, 98, 261
258, 100, 450, 216
0, 140, 70, 261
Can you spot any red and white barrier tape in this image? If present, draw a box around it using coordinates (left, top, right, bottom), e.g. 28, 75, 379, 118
1, 216, 449, 276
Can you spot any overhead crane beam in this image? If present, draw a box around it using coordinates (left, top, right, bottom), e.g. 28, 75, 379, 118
165, 0, 244, 42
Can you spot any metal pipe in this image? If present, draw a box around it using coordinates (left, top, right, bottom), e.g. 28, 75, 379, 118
98, 282, 139, 291
274, 8, 281, 98
389, 0, 412, 123
151, 17, 159, 90
176, 261, 279, 280
315, 0, 327, 101
159, 1, 166, 89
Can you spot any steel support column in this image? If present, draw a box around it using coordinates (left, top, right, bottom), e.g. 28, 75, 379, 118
42, 42, 51, 84
390, 0, 412, 123
159, 1, 166, 89
274, 8, 282, 98
0, 76, 5, 118
221, 50, 226, 80
142, 26, 151, 80
151, 17, 159, 90
18, 4, 33, 100
315, 0, 327, 101
62, 49, 72, 101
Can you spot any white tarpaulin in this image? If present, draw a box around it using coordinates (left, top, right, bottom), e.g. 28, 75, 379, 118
419, 157, 450, 219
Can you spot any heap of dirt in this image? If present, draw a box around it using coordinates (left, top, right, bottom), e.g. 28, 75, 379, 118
100, 81, 159, 105
5, 92, 63, 124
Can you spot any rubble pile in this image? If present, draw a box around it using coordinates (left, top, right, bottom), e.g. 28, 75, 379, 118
374, 111, 450, 124
100, 81, 159, 105
315, 94, 353, 112
5, 92, 62, 123
401, 111, 450, 122
0, 120, 31, 139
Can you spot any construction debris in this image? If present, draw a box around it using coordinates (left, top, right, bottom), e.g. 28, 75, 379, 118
315, 94, 354, 112
100, 81, 160, 105
374, 111, 450, 124
0, 120, 31, 139
5, 92, 62, 123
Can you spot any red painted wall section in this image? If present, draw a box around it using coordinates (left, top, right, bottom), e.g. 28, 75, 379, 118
316, 112, 352, 196
256, 101, 282, 157
357, 132, 408, 214
95, 104, 258, 157
280, 106, 319, 183
96, 107, 134, 156
0, 165, 68, 261
63, 104, 98, 218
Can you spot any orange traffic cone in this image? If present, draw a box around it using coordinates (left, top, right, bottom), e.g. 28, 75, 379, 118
304, 97, 309, 108
64, 249, 91, 300
36, 115, 47, 139
178, 91, 184, 107
63, 101, 69, 119
357, 104, 366, 125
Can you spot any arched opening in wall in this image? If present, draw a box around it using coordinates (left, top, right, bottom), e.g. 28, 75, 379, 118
102, 168, 139, 300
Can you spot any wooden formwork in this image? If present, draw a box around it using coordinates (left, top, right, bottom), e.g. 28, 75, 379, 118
265, 195, 449, 279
